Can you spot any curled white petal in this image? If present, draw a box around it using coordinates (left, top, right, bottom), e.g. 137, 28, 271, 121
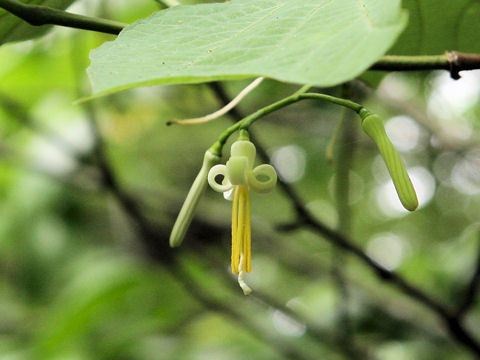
248, 164, 277, 193
208, 164, 233, 193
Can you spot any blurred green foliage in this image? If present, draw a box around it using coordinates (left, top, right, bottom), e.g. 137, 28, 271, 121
0, 1, 480, 360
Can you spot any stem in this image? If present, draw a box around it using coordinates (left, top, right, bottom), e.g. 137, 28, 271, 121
371, 54, 447, 71
0, 0, 126, 35
209, 90, 365, 156
298, 93, 363, 112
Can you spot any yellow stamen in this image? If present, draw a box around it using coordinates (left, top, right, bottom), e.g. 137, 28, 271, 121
245, 187, 251, 272
231, 186, 240, 274
231, 184, 252, 275
236, 185, 246, 274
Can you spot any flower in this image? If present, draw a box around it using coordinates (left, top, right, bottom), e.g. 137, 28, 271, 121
208, 139, 277, 294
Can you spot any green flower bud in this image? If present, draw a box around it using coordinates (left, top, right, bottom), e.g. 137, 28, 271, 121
169, 150, 221, 247
362, 114, 418, 212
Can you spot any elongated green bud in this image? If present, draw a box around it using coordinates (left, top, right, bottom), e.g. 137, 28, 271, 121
361, 113, 418, 211
169, 150, 221, 247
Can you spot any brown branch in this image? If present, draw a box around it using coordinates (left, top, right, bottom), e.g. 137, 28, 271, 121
0, 0, 126, 35
370, 51, 480, 79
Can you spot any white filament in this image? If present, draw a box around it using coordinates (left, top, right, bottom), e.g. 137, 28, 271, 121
238, 253, 252, 295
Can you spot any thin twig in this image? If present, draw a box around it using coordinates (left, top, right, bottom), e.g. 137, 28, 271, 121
168, 77, 264, 125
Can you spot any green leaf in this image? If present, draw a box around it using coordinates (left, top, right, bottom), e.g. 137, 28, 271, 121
87, 0, 407, 98
0, 0, 77, 45
391, 0, 480, 54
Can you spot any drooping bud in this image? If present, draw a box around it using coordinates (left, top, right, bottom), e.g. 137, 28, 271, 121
169, 150, 221, 247
361, 112, 418, 211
